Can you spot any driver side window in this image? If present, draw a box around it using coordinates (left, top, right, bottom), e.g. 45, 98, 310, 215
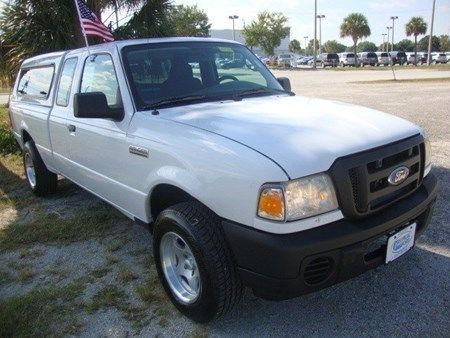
80, 54, 121, 107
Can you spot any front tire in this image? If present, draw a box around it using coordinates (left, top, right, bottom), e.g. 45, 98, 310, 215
153, 202, 243, 322
23, 140, 57, 196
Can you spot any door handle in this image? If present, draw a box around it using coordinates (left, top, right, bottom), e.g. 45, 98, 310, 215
68, 124, 76, 133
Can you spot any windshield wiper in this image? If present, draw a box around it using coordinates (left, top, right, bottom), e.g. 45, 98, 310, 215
235, 87, 294, 99
144, 95, 208, 110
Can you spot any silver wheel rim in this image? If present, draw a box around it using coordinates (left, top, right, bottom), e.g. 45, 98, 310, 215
160, 232, 201, 304
25, 153, 36, 188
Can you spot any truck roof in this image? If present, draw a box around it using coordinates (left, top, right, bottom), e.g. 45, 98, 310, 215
21, 37, 241, 68
22, 51, 67, 68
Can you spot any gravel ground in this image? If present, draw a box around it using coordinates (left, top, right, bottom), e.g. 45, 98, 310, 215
1, 68, 449, 336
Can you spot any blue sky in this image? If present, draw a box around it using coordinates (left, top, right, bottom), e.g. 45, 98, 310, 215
180, 0, 450, 47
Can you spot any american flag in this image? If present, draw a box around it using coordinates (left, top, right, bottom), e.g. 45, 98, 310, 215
75, 0, 114, 42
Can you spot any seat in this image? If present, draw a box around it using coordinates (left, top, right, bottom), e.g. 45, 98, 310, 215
161, 60, 202, 97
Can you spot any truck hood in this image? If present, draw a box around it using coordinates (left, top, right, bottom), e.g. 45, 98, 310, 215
160, 95, 421, 179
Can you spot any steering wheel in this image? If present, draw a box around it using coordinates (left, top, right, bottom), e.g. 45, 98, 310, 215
218, 75, 239, 83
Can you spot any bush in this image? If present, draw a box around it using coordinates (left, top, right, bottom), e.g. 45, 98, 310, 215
0, 105, 20, 155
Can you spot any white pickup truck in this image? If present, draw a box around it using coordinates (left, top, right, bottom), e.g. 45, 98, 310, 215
8, 38, 437, 322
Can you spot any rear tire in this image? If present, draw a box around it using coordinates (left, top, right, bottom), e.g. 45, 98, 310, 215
153, 201, 243, 323
23, 140, 57, 196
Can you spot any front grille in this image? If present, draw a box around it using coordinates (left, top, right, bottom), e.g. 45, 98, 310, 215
330, 135, 425, 218
303, 257, 334, 285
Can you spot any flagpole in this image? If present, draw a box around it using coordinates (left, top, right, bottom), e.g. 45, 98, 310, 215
74, 0, 91, 55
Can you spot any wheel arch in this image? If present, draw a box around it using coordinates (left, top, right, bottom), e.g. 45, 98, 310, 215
150, 183, 199, 222
22, 129, 32, 144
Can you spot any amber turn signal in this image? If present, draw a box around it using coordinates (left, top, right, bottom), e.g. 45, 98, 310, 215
257, 187, 285, 221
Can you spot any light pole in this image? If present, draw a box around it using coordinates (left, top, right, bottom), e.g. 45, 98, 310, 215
382, 33, 387, 52
317, 15, 325, 54
386, 26, 392, 52
427, 0, 436, 65
313, 0, 317, 68
228, 15, 239, 41
304, 36, 308, 54
390, 16, 398, 53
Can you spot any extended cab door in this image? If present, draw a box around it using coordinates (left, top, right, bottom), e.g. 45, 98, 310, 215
48, 56, 79, 173
64, 51, 140, 217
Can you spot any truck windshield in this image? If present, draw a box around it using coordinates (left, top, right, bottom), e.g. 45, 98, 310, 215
121, 41, 285, 110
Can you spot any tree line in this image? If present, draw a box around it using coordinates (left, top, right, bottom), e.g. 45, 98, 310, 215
289, 34, 449, 55
1, 3, 449, 87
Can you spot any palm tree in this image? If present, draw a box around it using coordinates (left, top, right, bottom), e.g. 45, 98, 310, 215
0, 0, 152, 83
405, 17, 427, 65
340, 13, 371, 66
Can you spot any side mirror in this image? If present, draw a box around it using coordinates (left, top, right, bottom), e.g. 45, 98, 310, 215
74, 92, 124, 121
277, 77, 292, 93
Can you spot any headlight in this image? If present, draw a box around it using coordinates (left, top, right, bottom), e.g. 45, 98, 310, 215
257, 173, 339, 222
424, 137, 432, 176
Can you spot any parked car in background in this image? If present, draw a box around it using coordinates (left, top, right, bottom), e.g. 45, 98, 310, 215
389, 51, 407, 65
221, 56, 246, 69
418, 52, 429, 64
316, 53, 339, 67
278, 53, 296, 67
339, 52, 357, 67
297, 56, 314, 67
431, 53, 447, 64
446, 52, 450, 63
358, 52, 378, 66
376, 52, 390, 66
406, 53, 420, 65
291, 56, 308, 67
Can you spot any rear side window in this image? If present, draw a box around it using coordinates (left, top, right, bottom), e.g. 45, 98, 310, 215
380, 53, 389, 57
346, 53, 355, 58
56, 58, 78, 106
327, 54, 339, 60
367, 52, 377, 58
17, 66, 54, 99
80, 54, 120, 107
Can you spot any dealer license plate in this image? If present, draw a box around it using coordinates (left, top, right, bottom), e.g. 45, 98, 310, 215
386, 223, 416, 264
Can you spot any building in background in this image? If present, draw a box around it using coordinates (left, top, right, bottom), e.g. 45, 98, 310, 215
209, 29, 290, 56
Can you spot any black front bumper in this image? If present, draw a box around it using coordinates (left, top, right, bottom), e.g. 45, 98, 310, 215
222, 173, 437, 300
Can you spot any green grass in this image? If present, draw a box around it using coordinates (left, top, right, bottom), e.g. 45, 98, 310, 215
0, 105, 20, 156
90, 266, 111, 279
17, 267, 35, 282
117, 266, 137, 283
85, 285, 153, 333
19, 248, 43, 258
0, 281, 84, 337
85, 285, 127, 314
105, 254, 120, 265
135, 273, 166, 304
105, 237, 128, 252
141, 254, 155, 270
0, 269, 14, 286
0, 203, 126, 251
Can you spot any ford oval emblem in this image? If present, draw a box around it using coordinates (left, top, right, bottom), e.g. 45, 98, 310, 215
388, 166, 410, 186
